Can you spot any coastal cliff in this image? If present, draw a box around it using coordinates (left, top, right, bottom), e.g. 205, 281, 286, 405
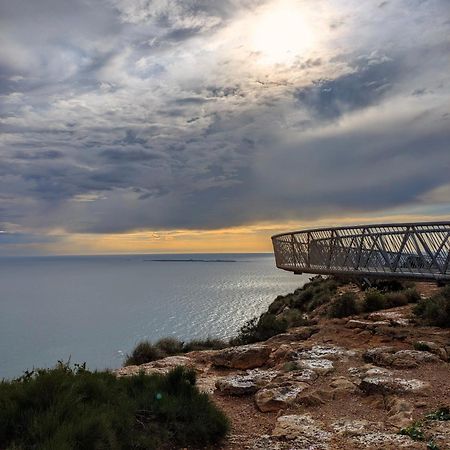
117, 278, 450, 449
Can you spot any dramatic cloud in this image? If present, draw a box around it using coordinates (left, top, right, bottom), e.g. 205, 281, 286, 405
0, 0, 449, 253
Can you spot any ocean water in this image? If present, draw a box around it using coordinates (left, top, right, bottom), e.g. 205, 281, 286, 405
0, 254, 309, 379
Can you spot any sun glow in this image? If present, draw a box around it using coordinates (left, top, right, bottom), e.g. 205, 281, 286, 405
249, 0, 315, 65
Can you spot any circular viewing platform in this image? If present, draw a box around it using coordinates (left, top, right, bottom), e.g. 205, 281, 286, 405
272, 222, 450, 282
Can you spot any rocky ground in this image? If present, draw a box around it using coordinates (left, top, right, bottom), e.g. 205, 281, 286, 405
116, 282, 450, 450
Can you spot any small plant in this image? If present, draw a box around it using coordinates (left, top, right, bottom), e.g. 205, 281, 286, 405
414, 341, 431, 352
399, 422, 424, 441
426, 407, 450, 421
283, 361, 299, 372
328, 292, 359, 318
363, 289, 386, 312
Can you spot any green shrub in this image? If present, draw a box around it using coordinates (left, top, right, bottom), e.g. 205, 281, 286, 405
231, 313, 288, 345
399, 422, 424, 441
413, 286, 450, 328
367, 279, 407, 292
125, 336, 229, 366
329, 292, 359, 318
182, 337, 228, 352
0, 363, 229, 450
283, 361, 299, 372
279, 308, 308, 327
414, 341, 431, 351
385, 292, 409, 308
155, 337, 184, 355
124, 341, 163, 366
404, 288, 421, 303
426, 406, 450, 421
363, 289, 387, 312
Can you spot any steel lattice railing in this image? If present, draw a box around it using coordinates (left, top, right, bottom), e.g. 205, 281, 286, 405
272, 222, 450, 281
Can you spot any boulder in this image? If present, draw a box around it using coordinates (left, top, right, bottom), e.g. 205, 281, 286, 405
386, 396, 414, 430
331, 419, 383, 437
363, 347, 397, 366
368, 311, 410, 326
264, 326, 319, 345
215, 374, 259, 395
270, 344, 295, 364
414, 341, 448, 361
329, 376, 359, 398
272, 414, 331, 447
391, 349, 440, 368
296, 344, 355, 360
351, 432, 422, 448
286, 368, 319, 384
346, 319, 390, 330
296, 391, 326, 407
360, 376, 430, 396
211, 344, 271, 369
296, 358, 334, 375
215, 368, 279, 395
255, 382, 308, 412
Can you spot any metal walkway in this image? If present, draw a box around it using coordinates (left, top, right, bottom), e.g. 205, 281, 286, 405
272, 222, 450, 282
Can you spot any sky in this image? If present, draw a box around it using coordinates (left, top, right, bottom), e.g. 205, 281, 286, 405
0, 0, 449, 255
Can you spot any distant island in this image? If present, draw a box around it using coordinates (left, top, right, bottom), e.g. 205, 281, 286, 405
144, 258, 237, 263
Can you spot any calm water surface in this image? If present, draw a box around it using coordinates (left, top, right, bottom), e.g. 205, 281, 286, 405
0, 254, 308, 379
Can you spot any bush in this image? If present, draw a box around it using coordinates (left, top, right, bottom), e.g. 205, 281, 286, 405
0, 363, 229, 450
404, 288, 421, 303
155, 337, 184, 355
414, 341, 432, 351
329, 292, 359, 318
124, 341, 163, 366
125, 336, 229, 366
413, 286, 450, 328
366, 279, 407, 292
385, 292, 409, 308
182, 337, 228, 352
231, 313, 288, 345
363, 289, 387, 312
279, 308, 308, 327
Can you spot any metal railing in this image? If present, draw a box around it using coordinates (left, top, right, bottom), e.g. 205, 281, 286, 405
272, 222, 450, 281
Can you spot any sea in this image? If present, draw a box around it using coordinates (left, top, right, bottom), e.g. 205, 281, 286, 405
0, 253, 309, 379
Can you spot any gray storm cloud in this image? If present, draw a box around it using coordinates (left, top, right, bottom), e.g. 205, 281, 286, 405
0, 0, 449, 242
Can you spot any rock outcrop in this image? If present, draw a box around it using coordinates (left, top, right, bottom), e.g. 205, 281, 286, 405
117, 280, 450, 450
211, 344, 271, 369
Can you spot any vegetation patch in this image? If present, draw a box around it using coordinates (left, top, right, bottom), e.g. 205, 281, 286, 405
230, 313, 288, 345
426, 407, 450, 421
125, 337, 228, 366
398, 406, 450, 450
362, 289, 387, 312
414, 341, 432, 352
0, 362, 229, 450
399, 421, 425, 441
328, 292, 359, 318
413, 286, 450, 328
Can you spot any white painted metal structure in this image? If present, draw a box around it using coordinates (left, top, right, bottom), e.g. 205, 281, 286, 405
272, 222, 450, 281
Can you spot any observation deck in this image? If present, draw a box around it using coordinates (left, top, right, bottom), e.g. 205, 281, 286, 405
272, 222, 450, 282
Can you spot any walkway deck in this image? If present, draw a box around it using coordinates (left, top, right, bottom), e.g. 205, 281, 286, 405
272, 222, 450, 282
